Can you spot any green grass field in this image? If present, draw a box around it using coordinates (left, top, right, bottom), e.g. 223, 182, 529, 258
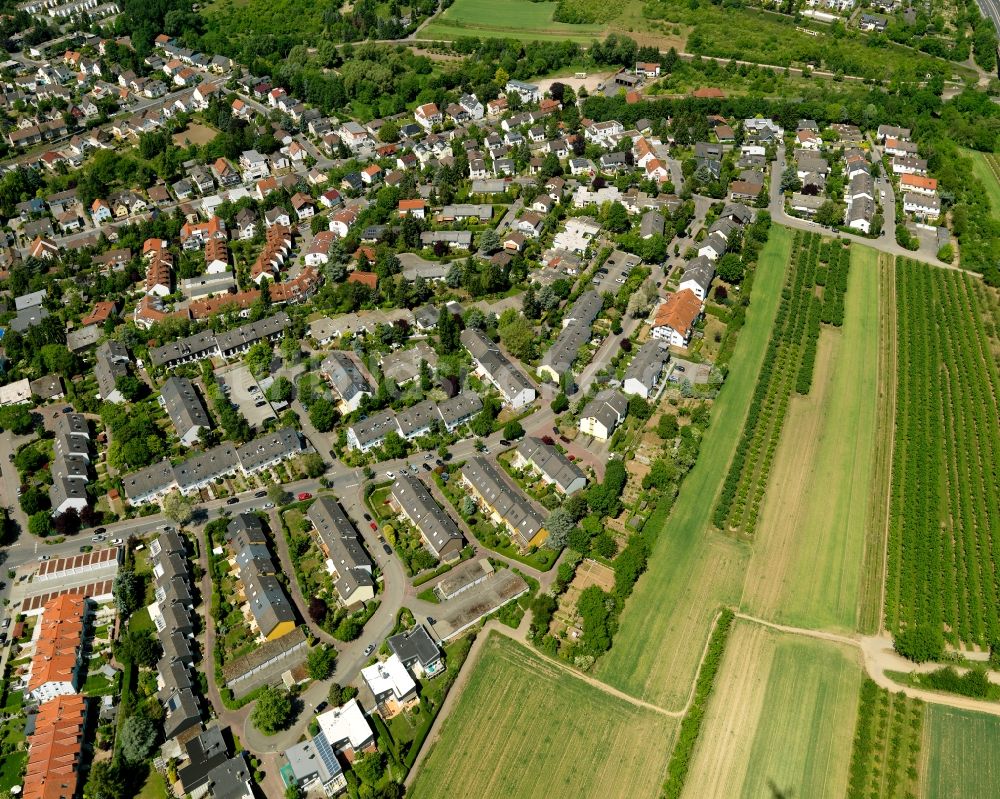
421, 0, 603, 42
922, 706, 1000, 799
593, 225, 793, 709
409, 633, 677, 799
683, 622, 862, 798
965, 149, 1000, 215
740, 245, 881, 633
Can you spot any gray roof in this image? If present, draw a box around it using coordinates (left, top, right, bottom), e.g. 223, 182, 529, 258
95, 339, 130, 399
179, 726, 229, 795
396, 398, 439, 439
640, 210, 664, 238
514, 437, 586, 494
226, 513, 267, 547
322, 351, 372, 405
149, 329, 218, 368
161, 377, 211, 440
14, 289, 46, 311
236, 427, 302, 473
390, 474, 464, 559
10, 305, 49, 332
242, 569, 295, 637
173, 443, 240, 492
387, 625, 441, 670
539, 291, 603, 376
66, 325, 101, 351
680, 256, 715, 293
461, 457, 545, 547
161, 684, 201, 741
461, 328, 535, 405
284, 734, 343, 787
581, 389, 629, 432
348, 409, 398, 449
215, 312, 290, 355
623, 339, 671, 393
307, 496, 374, 601
437, 391, 483, 430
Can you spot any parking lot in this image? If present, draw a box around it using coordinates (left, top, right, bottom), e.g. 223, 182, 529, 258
215, 363, 276, 428
593, 250, 641, 293
667, 357, 713, 385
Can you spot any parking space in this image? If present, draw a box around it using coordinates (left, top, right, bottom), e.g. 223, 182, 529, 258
667, 357, 712, 385
592, 250, 641, 293
215, 363, 276, 428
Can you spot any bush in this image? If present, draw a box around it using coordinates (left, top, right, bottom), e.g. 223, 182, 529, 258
893, 624, 943, 663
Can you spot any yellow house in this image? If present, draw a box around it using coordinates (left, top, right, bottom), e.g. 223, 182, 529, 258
461, 456, 548, 550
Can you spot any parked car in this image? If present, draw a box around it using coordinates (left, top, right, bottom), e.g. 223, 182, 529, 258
37, 555, 49, 562
363, 513, 372, 522
541, 435, 555, 445
559, 435, 570, 444
422, 464, 432, 472
385, 471, 394, 478
111, 538, 123, 545
382, 543, 392, 555
424, 453, 432, 460
254, 490, 268, 498
162, 525, 175, 532
315, 702, 328, 713
62, 406, 72, 413
409, 464, 418, 474
499, 439, 510, 446
93, 527, 106, 535
675, 364, 686, 373
6, 453, 13, 462
297, 492, 312, 501
364, 643, 376, 656
263, 502, 275, 509
369, 522, 378, 531
91, 535, 105, 542
226, 497, 239, 505
254, 400, 267, 408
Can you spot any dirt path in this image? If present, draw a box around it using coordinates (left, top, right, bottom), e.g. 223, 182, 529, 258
874, 253, 897, 635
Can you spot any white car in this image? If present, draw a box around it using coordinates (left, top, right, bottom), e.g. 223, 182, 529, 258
111, 538, 123, 545
37, 555, 49, 562
385, 471, 394, 478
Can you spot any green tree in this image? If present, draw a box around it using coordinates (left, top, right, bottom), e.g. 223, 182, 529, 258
29, 511, 51, 537
251, 686, 294, 734
603, 201, 630, 233
306, 645, 336, 680
551, 393, 569, 413
267, 376, 294, 403
478, 228, 500, 254
114, 374, 145, 402
268, 483, 289, 504
162, 490, 194, 526
115, 628, 160, 667
244, 341, 273, 377
382, 431, 407, 459
546, 507, 575, 549
627, 395, 651, 420
300, 452, 325, 478
309, 398, 337, 432
894, 624, 944, 663
353, 751, 385, 785
503, 420, 525, 440
84, 761, 125, 799
120, 713, 157, 763
656, 413, 679, 440
113, 568, 140, 618
0, 405, 35, 434
715, 253, 745, 284
328, 682, 359, 707
437, 305, 461, 354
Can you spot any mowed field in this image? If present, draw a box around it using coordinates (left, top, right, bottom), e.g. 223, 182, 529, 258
921, 706, 1000, 799
421, 0, 603, 42
964, 149, 1000, 213
683, 621, 862, 799
409, 633, 677, 799
740, 245, 882, 633
594, 225, 793, 709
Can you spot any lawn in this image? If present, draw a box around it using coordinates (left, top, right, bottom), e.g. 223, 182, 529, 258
0, 751, 26, 793
683, 621, 862, 798
740, 245, 882, 633
422, 0, 603, 42
128, 606, 154, 634
593, 224, 793, 709
921, 706, 1000, 799
137, 769, 169, 799
408, 633, 677, 799
965, 149, 1000, 215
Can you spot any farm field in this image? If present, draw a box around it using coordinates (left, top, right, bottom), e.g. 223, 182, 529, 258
421, 0, 603, 42
408, 633, 677, 799
594, 225, 793, 709
883, 262, 1000, 647
714, 232, 851, 536
740, 245, 881, 633
846, 679, 924, 799
921, 706, 1000, 799
682, 621, 862, 799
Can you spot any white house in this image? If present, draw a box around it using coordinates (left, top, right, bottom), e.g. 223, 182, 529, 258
652, 289, 703, 348
579, 390, 629, 441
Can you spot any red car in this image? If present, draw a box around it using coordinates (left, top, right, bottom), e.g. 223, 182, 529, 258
297, 492, 312, 501
369, 522, 378, 531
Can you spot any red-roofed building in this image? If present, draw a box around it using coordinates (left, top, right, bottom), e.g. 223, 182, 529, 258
28, 594, 88, 702
23, 694, 87, 799
80, 300, 118, 327
652, 289, 703, 348
348, 271, 378, 290
398, 199, 426, 219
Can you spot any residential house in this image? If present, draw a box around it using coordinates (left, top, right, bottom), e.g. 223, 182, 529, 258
652, 288, 703, 348
511, 437, 587, 495
390, 474, 464, 562
578, 389, 629, 441
460, 457, 547, 549
622, 339, 670, 399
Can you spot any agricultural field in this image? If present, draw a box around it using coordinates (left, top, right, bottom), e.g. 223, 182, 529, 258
421, 0, 603, 42
883, 262, 1000, 647
594, 225, 793, 709
714, 232, 851, 536
921, 706, 1000, 799
408, 633, 677, 799
740, 245, 882, 633
682, 621, 862, 798
846, 680, 924, 799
